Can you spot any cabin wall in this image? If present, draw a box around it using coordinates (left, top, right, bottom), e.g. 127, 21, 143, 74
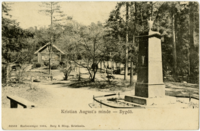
35, 45, 65, 65
38, 52, 61, 65
38, 53, 42, 64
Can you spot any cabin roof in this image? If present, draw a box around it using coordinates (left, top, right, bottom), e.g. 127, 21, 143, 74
34, 43, 65, 55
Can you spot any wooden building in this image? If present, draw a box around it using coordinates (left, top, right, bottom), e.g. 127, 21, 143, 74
34, 43, 65, 65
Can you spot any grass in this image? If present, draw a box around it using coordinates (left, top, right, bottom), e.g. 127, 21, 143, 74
69, 77, 134, 92
165, 82, 199, 99
169, 82, 199, 88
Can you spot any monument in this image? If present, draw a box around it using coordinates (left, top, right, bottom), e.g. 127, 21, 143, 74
124, 20, 176, 106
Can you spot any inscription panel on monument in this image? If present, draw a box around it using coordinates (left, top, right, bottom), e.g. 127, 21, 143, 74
148, 62, 163, 84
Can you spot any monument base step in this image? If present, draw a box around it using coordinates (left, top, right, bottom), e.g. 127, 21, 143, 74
124, 95, 176, 106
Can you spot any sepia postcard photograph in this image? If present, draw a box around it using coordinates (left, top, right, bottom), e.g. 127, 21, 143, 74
1, 1, 199, 130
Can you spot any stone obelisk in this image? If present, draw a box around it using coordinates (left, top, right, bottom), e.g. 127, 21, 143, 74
124, 20, 175, 106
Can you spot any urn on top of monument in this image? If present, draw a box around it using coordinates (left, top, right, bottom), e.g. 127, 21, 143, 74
148, 18, 154, 31
148, 18, 161, 36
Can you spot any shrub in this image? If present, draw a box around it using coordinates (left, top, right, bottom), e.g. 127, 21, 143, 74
60, 61, 65, 66
163, 75, 175, 82
32, 57, 38, 63
51, 61, 59, 65
44, 61, 49, 66
32, 63, 41, 68
35, 63, 41, 68
51, 64, 58, 69
2, 65, 6, 83
61, 66, 72, 80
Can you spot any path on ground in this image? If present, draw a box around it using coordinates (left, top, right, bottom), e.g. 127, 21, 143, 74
34, 67, 136, 108
37, 81, 108, 108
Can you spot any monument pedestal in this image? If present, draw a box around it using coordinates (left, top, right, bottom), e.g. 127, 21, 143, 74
135, 83, 165, 98
124, 31, 176, 106
124, 95, 176, 106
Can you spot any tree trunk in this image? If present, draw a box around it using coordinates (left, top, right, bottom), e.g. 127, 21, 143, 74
49, 46, 51, 74
100, 61, 102, 70
117, 34, 121, 41
117, 33, 121, 74
130, 36, 135, 86
172, 13, 177, 78
78, 61, 81, 81
49, 2, 53, 80
130, 2, 136, 86
124, 2, 129, 80
87, 59, 89, 68
189, 2, 195, 76
64, 73, 68, 80
6, 63, 10, 86
130, 61, 134, 85
91, 71, 96, 82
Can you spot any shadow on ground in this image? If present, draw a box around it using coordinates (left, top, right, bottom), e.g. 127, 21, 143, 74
48, 77, 135, 92
165, 82, 199, 99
